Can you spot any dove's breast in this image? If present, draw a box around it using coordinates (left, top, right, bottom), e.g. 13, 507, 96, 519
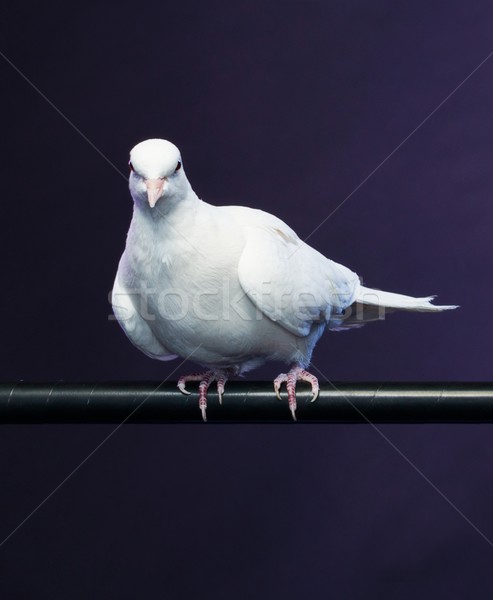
120, 202, 319, 371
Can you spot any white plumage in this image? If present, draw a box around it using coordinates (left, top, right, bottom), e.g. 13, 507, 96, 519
112, 139, 457, 420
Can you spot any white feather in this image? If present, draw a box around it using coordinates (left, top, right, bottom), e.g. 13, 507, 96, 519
355, 285, 459, 312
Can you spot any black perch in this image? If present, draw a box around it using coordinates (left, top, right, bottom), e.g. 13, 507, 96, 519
0, 382, 493, 423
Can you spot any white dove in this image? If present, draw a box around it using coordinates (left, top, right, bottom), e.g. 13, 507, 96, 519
112, 138, 457, 421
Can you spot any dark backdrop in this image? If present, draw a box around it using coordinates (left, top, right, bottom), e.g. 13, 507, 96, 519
1, 1, 492, 598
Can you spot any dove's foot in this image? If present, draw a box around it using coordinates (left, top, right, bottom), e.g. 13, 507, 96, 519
177, 369, 232, 422
273, 366, 320, 421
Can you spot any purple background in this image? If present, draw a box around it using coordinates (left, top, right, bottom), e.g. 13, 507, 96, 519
1, 1, 493, 597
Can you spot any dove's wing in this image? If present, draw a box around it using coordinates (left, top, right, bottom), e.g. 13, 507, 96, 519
112, 267, 178, 361
236, 214, 360, 337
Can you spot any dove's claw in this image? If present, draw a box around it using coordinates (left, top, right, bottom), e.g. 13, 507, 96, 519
273, 374, 287, 400
216, 375, 227, 405
177, 369, 233, 420
197, 372, 216, 422
273, 365, 319, 420
286, 369, 298, 420
177, 378, 192, 395
299, 370, 320, 402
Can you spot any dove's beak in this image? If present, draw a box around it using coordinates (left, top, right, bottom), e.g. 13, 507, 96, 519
145, 178, 166, 208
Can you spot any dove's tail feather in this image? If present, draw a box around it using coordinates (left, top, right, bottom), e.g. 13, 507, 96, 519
355, 285, 459, 312
328, 285, 458, 331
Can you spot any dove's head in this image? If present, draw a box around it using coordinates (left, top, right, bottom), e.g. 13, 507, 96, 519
128, 139, 190, 210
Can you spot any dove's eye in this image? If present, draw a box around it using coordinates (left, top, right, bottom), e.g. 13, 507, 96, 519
175, 161, 182, 172
129, 162, 135, 172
